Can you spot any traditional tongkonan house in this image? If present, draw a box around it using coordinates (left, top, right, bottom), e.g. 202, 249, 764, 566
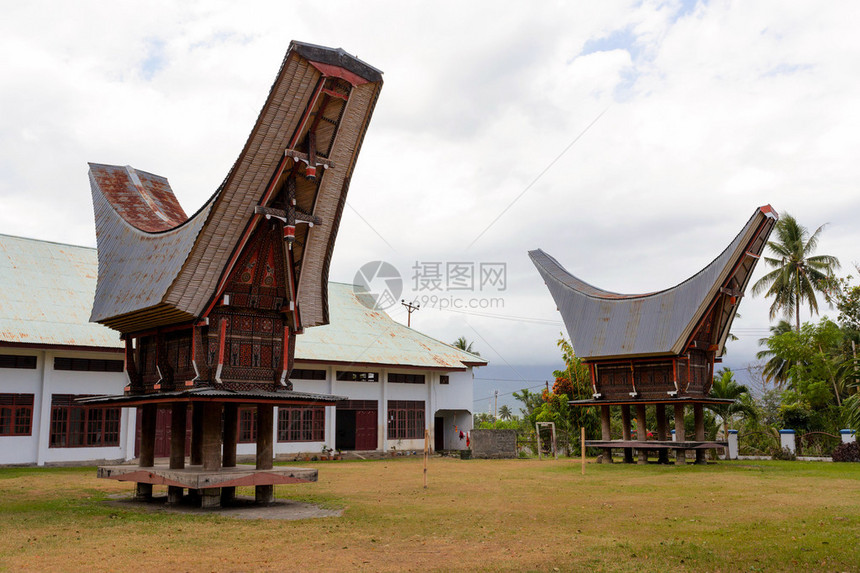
529, 206, 777, 464
79, 41, 383, 507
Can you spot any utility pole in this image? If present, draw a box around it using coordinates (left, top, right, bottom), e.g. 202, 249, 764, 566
401, 299, 420, 327
494, 389, 498, 420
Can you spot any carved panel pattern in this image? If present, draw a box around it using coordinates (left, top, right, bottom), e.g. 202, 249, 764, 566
204, 222, 292, 390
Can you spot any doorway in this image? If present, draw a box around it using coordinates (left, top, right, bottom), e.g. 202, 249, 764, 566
434, 416, 445, 451
335, 400, 378, 450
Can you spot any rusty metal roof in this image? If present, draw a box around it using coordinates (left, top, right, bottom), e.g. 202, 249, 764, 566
0, 234, 122, 349
529, 206, 778, 360
89, 41, 384, 334
294, 283, 488, 370
88, 164, 188, 232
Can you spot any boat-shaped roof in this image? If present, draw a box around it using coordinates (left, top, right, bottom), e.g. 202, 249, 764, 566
89, 41, 383, 333
529, 205, 777, 360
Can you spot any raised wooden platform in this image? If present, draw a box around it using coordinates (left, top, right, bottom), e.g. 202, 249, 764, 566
97, 464, 317, 489
586, 440, 727, 450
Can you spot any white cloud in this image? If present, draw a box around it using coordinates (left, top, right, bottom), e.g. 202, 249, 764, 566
1, 1, 859, 382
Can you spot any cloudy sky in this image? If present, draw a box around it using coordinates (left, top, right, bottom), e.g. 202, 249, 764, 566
2, 1, 858, 398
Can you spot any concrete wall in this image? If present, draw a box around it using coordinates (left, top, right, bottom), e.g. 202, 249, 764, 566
2, 351, 476, 463
470, 429, 517, 459
1, 348, 128, 466
286, 364, 475, 453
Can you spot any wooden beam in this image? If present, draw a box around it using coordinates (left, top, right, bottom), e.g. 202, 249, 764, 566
694, 403, 707, 465
284, 148, 334, 170
656, 404, 669, 464
255, 404, 275, 504
600, 405, 613, 463
620, 405, 634, 463
674, 403, 686, 466
635, 405, 647, 464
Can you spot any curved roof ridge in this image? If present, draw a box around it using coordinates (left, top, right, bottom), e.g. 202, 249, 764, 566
88, 42, 384, 333
529, 205, 777, 359
528, 207, 769, 301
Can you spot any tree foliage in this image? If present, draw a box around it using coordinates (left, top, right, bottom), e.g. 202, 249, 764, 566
452, 336, 480, 356
752, 213, 840, 331
706, 368, 756, 437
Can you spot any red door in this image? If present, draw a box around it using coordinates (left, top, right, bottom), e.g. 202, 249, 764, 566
355, 409, 378, 450
134, 406, 192, 458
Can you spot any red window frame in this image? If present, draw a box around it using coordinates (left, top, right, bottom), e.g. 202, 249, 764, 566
0, 393, 34, 436
49, 395, 120, 448
277, 407, 325, 442
238, 407, 257, 443
387, 400, 425, 440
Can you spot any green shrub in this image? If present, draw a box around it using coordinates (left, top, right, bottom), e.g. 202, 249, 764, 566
770, 446, 796, 461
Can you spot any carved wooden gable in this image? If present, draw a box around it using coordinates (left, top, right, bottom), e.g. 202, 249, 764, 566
206, 222, 295, 391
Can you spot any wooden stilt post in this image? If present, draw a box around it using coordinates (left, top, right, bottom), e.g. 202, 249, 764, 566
200, 402, 223, 508
190, 403, 203, 466
581, 426, 586, 475
694, 403, 706, 465
656, 404, 669, 465
635, 404, 648, 464
674, 403, 686, 466
221, 403, 238, 505
255, 404, 275, 504
600, 405, 613, 463
167, 403, 187, 505
620, 405, 634, 463
423, 429, 429, 489
135, 404, 157, 501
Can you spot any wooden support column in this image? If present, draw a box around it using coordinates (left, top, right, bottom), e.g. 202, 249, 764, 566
190, 403, 203, 466
221, 403, 238, 505
620, 405, 634, 463
656, 404, 669, 465
694, 403, 706, 465
674, 403, 686, 466
200, 402, 223, 508
635, 404, 648, 464
255, 404, 275, 504
167, 403, 187, 505
134, 404, 157, 501
600, 405, 613, 463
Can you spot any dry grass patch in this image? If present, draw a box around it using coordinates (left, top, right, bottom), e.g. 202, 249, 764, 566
1, 459, 858, 572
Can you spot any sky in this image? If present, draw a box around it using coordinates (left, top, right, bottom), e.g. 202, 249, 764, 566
2, 1, 859, 405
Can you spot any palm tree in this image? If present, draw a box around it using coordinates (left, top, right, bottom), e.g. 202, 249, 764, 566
498, 405, 513, 421
752, 214, 840, 332
756, 320, 794, 386
706, 369, 757, 439
452, 336, 480, 356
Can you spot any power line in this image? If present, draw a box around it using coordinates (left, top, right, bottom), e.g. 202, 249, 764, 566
473, 382, 547, 404
432, 306, 563, 325
474, 377, 552, 382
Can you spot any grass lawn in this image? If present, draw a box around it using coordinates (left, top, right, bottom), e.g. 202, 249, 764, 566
0, 457, 858, 572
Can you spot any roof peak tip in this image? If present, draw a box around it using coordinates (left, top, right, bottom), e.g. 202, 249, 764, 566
759, 204, 779, 219
289, 40, 384, 81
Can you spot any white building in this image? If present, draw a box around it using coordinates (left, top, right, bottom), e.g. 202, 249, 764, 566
0, 234, 484, 465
